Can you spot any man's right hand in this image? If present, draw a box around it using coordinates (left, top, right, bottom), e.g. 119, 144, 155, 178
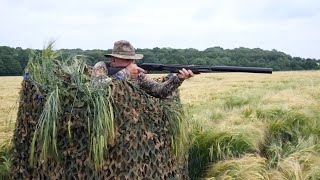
126, 63, 145, 79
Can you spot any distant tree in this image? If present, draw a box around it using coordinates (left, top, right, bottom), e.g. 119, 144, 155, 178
0, 45, 319, 75
1, 55, 22, 75
192, 58, 207, 65
0, 58, 6, 75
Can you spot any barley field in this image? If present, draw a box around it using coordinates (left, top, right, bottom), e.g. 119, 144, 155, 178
0, 76, 21, 144
1, 71, 320, 179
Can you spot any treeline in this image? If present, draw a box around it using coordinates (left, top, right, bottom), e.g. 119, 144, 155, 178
0, 46, 319, 76
0, 46, 29, 76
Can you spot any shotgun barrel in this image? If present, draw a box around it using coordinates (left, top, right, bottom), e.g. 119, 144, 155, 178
137, 63, 273, 74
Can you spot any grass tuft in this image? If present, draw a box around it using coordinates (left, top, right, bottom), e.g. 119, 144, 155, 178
0, 139, 12, 179
188, 124, 265, 179
162, 96, 189, 162
205, 155, 268, 179
26, 43, 115, 169
274, 140, 320, 179
224, 95, 250, 109
257, 108, 319, 142
30, 87, 61, 165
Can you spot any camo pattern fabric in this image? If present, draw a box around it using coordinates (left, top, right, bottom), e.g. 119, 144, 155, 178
92, 61, 183, 99
11, 71, 189, 179
91, 61, 112, 86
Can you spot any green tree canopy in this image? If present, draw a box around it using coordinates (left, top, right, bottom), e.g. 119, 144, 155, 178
0, 45, 319, 76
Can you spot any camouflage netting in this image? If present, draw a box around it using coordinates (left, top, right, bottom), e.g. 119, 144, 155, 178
11, 59, 188, 179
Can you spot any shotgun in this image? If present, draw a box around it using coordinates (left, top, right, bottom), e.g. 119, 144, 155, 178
107, 63, 272, 76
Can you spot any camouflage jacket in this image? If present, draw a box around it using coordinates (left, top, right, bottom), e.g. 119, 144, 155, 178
92, 61, 183, 99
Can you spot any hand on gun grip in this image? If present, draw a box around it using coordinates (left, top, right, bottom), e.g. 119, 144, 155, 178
177, 68, 195, 80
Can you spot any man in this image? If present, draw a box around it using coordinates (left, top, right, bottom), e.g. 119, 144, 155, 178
92, 40, 195, 99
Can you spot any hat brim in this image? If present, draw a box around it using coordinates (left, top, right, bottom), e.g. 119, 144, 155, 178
104, 54, 143, 60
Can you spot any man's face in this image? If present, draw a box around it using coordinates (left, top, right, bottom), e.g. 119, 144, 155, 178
111, 57, 134, 67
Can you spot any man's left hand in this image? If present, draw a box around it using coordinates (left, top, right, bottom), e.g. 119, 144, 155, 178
177, 68, 195, 80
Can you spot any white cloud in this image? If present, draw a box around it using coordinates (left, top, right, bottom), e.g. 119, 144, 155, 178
0, 0, 320, 58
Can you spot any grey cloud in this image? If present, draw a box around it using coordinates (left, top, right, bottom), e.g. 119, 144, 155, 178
1, 0, 320, 59
237, 0, 320, 22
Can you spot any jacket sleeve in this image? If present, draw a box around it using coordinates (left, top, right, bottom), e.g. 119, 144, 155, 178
114, 68, 131, 79
92, 63, 183, 98
136, 73, 183, 99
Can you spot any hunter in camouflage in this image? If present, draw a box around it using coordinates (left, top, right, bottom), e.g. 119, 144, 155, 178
92, 40, 195, 98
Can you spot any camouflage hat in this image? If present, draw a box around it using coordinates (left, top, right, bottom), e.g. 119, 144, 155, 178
105, 40, 143, 60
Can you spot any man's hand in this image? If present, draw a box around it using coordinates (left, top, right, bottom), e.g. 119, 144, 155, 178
177, 68, 195, 80
126, 63, 145, 79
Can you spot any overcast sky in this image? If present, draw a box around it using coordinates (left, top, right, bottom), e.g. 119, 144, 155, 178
0, 0, 320, 59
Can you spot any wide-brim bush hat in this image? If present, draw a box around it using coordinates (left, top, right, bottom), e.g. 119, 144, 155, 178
105, 40, 143, 60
